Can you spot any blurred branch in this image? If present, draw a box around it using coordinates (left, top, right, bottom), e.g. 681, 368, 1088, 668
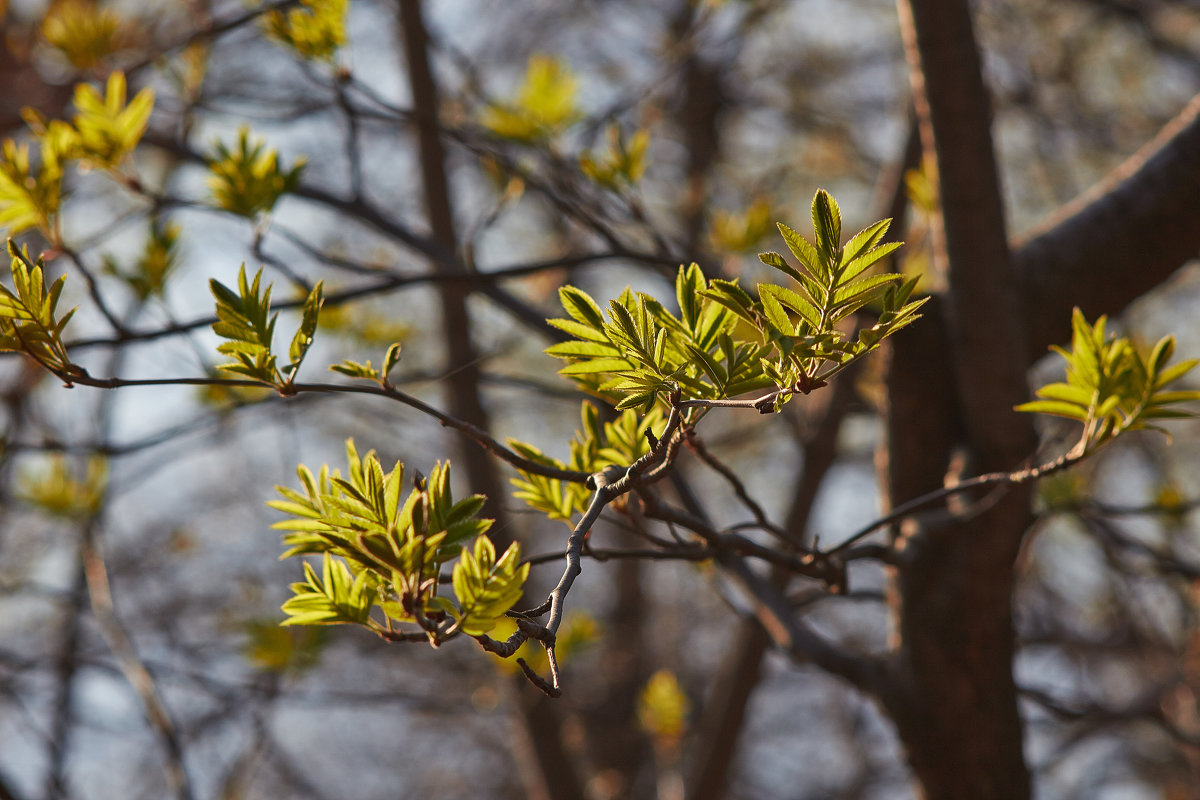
44, 566, 85, 800
81, 521, 194, 800
57, 371, 591, 482
715, 552, 884, 693
1017, 92, 1200, 359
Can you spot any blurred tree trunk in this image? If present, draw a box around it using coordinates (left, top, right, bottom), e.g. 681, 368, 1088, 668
0, 17, 71, 134
884, 1, 1200, 795
883, 1, 1036, 797
397, 4, 586, 799
669, 1, 725, 260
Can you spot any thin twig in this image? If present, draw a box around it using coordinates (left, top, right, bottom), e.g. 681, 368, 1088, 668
684, 430, 793, 544
82, 522, 194, 800
716, 552, 883, 693
50, 370, 594, 483
825, 448, 1084, 556
512, 403, 685, 693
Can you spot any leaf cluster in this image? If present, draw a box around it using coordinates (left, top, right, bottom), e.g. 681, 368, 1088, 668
637, 669, 691, 743
19, 454, 107, 518
508, 401, 663, 521
69, 71, 154, 171
270, 441, 526, 640
709, 197, 774, 253
746, 189, 925, 399
41, 0, 137, 72
545, 265, 765, 413
479, 54, 579, 143
243, 620, 326, 674
329, 342, 403, 384
580, 124, 649, 189
208, 127, 306, 219
1017, 308, 1200, 454
209, 264, 323, 388
545, 190, 926, 413
263, 0, 348, 63
0, 244, 77, 376
1, 71, 152, 239
0, 137, 66, 238
452, 536, 528, 636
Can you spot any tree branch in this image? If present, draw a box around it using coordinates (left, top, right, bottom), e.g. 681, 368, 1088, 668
1016, 92, 1200, 358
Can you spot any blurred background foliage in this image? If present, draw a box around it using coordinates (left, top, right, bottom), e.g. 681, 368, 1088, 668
0, 0, 1198, 799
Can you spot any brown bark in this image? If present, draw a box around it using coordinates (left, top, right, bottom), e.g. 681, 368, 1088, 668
0, 21, 71, 134
877, 296, 1034, 800
397, 0, 505, 512
884, 1, 1037, 797
898, 0, 1033, 469
397, 4, 586, 799
668, 1, 725, 258
1016, 92, 1200, 359
580, 530, 654, 799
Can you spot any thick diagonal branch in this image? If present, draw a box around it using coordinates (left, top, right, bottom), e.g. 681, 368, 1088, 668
1017, 92, 1200, 359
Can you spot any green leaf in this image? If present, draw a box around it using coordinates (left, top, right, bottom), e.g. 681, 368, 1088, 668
775, 222, 821, 275
702, 279, 758, 326
383, 342, 403, 378
841, 218, 890, 265
280, 554, 375, 627
759, 284, 820, 329
547, 317, 611, 343
1154, 359, 1197, 390
71, 71, 154, 171
1018, 308, 1199, 451
0, 246, 77, 374
615, 391, 656, 412
558, 358, 633, 375
758, 251, 805, 283
209, 264, 280, 385
508, 437, 588, 522
676, 262, 705, 333
1033, 383, 1094, 407
1140, 408, 1196, 420
829, 273, 902, 315
545, 339, 622, 358
272, 441, 494, 622
810, 189, 841, 265
263, 0, 348, 62
581, 123, 650, 189
209, 127, 306, 218
686, 343, 725, 387
105, 221, 180, 300
840, 241, 903, 284
1014, 399, 1089, 420
479, 54, 579, 142
559, 285, 606, 330
758, 286, 793, 336
287, 280, 324, 371
452, 537, 529, 636
0, 136, 65, 237
1148, 390, 1200, 406
329, 359, 380, 380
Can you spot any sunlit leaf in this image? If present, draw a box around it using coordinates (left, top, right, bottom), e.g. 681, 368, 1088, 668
209, 127, 305, 218
263, 0, 348, 62
480, 55, 579, 142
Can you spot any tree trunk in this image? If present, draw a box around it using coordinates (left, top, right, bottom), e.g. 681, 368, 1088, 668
397, 5, 587, 798
885, 1, 1036, 797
